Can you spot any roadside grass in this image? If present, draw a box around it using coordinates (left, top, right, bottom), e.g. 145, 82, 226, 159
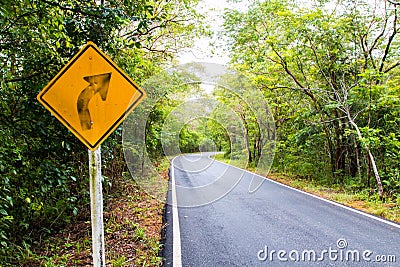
213, 154, 400, 224
3, 159, 169, 267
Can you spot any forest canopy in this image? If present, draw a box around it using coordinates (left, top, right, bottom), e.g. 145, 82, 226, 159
221, 0, 400, 198
0, 0, 204, 254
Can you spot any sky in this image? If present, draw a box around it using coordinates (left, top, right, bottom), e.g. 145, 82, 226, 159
177, 0, 381, 65
177, 0, 249, 65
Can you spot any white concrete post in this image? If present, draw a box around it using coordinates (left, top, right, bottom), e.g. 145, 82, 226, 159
88, 146, 105, 266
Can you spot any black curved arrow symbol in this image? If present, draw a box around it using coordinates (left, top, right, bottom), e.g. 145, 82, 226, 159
77, 72, 112, 131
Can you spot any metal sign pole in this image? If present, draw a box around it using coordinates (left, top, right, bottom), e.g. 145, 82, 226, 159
89, 146, 105, 266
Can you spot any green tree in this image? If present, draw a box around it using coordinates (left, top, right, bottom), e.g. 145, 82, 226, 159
0, 0, 204, 255
222, 0, 400, 198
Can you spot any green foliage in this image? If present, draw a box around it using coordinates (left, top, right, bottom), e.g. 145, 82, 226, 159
0, 0, 204, 261
0, 0, 133, 250
222, 0, 400, 196
179, 124, 200, 153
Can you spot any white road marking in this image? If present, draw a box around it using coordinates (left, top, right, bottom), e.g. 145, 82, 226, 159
212, 156, 400, 230
171, 156, 182, 267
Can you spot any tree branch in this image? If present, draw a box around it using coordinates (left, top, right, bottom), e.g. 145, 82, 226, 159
379, 8, 398, 72
387, 0, 400, 5
384, 61, 400, 72
4, 72, 42, 83
40, 0, 103, 19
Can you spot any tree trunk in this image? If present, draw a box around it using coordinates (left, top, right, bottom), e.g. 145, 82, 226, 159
245, 127, 252, 163
353, 135, 362, 182
367, 156, 371, 188
241, 114, 253, 163
333, 110, 347, 183
347, 112, 383, 198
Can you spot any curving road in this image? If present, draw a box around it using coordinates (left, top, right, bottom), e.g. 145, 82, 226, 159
162, 153, 400, 266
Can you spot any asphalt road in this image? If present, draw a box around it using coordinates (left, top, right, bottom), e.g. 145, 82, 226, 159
162, 153, 400, 266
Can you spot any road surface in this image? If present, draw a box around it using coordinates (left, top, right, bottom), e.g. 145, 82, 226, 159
162, 153, 400, 266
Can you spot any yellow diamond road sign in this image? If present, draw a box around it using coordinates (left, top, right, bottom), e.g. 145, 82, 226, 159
37, 41, 146, 150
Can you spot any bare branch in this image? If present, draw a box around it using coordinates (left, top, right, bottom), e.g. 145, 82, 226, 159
384, 61, 400, 72
387, 0, 400, 5
379, 8, 398, 72
272, 47, 305, 89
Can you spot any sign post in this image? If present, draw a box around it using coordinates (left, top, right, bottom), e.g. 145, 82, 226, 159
37, 42, 146, 266
89, 146, 105, 266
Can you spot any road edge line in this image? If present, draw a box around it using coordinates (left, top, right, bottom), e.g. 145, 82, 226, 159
211, 156, 400, 230
171, 156, 182, 266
